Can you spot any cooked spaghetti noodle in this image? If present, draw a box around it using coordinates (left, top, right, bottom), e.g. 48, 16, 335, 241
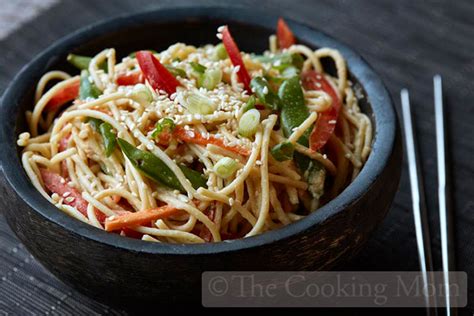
17, 20, 372, 243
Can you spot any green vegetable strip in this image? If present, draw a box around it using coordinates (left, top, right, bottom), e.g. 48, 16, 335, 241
118, 138, 184, 191
253, 53, 303, 69
271, 141, 295, 162
117, 138, 206, 192
179, 165, 208, 189
79, 70, 101, 100
86, 118, 117, 157
250, 77, 281, 110
67, 54, 92, 70
99, 122, 117, 157
278, 76, 310, 145
278, 76, 316, 172
68, 54, 107, 72
86, 117, 102, 131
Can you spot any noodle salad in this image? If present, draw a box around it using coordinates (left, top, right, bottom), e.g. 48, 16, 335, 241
17, 19, 372, 243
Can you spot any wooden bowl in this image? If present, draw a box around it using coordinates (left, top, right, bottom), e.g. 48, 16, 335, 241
0, 7, 401, 308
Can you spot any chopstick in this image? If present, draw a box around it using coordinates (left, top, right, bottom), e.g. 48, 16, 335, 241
434, 75, 456, 316
400, 89, 438, 315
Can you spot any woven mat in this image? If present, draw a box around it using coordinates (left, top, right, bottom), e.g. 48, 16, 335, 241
1, 0, 473, 314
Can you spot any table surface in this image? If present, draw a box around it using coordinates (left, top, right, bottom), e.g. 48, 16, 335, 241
0, 0, 473, 314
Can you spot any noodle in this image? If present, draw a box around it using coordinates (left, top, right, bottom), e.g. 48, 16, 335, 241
17, 23, 373, 243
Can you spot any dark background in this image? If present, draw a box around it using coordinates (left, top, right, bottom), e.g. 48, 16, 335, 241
0, 0, 473, 314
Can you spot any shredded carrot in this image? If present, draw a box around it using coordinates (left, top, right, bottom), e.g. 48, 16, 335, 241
104, 205, 178, 231
173, 126, 250, 156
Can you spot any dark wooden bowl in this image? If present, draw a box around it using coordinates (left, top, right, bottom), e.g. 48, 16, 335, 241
0, 7, 401, 308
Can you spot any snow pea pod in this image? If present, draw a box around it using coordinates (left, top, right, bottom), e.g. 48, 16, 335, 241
117, 138, 207, 192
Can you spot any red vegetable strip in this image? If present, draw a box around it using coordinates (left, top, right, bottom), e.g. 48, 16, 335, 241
302, 71, 342, 151
276, 18, 296, 49
221, 26, 252, 92
120, 227, 144, 239
136, 51, 180, 94
45, 81, 80, 111
44, 72, 144, 112
105, 205, 178, 232
39, 168, 106, 222
116, 71, 144, 86
173, 126, 250, 156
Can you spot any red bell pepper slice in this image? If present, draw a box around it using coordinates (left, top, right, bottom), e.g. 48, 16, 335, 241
116, 71, 144, 86
44, 71, 145, 112
302, 71, 342, 151
135, 51, 180, 94
45, 81, 80, 111
277, 18, 296, 49
221, 26, 252, 92
40, 168, 106, 222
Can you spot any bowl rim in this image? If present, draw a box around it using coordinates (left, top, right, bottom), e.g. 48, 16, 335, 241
0, 6, 397, 255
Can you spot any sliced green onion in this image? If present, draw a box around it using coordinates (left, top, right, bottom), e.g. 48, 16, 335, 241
271, 141, 295, 161
238, 109, 260, 138
242, 95, 256, 113
130, 84, 153, 106
214, 43, 228, 60
151, 118, 175, 138
190, 62, 207, 74
214, 157, 239, 179
200, 68, 222, 90
186, 92, 216, 115
165, 66, 187, 78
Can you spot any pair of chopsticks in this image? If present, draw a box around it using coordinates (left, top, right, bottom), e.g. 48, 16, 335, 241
401, 76, 455, 316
